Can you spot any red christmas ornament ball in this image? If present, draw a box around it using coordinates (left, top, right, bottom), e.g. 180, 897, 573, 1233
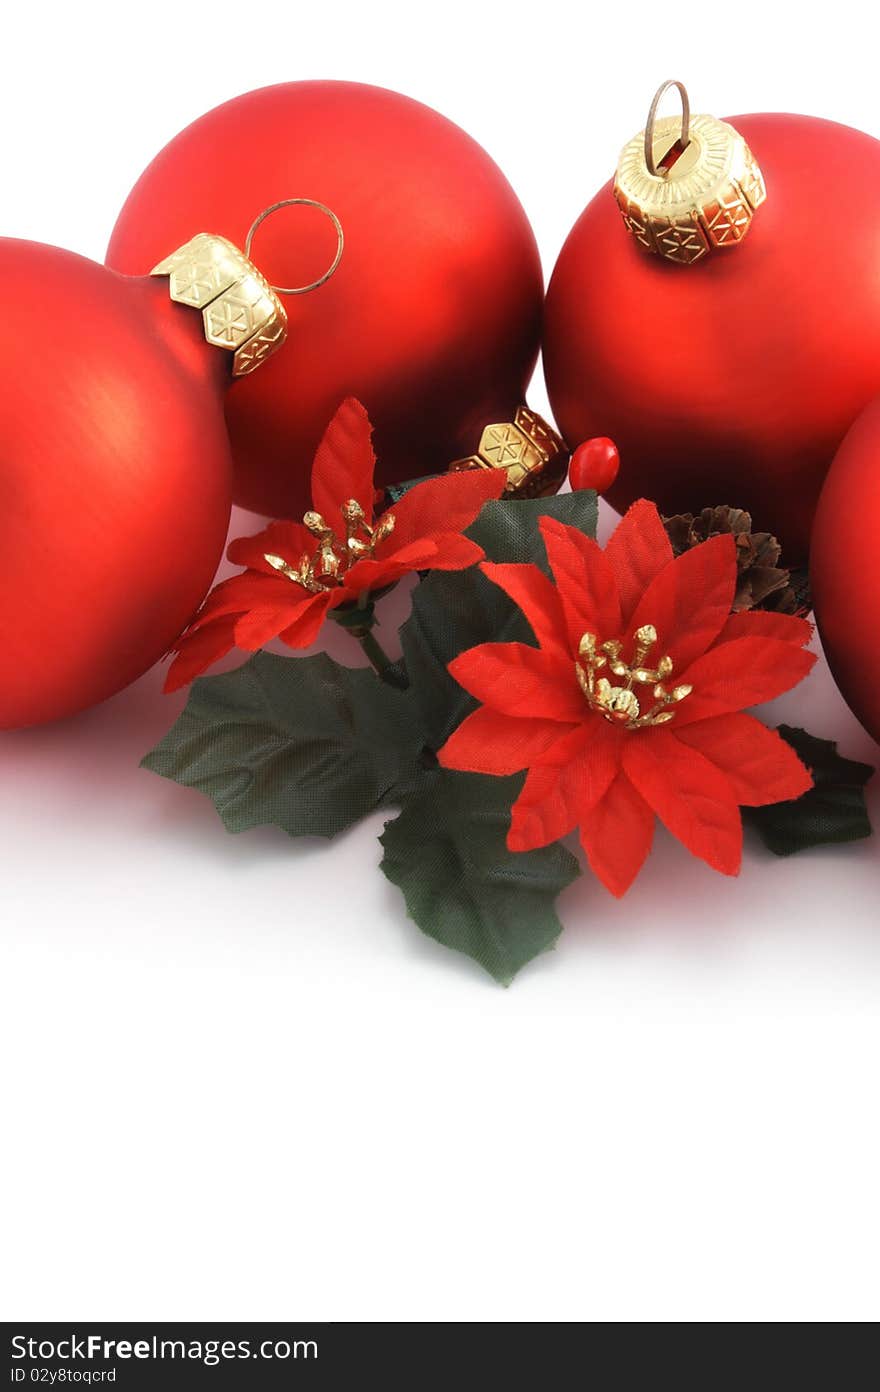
0, 239, 233, 729
544, 113, 880, 562
811, 396, 880, 745
106, 80, 544, 520
569, 437, 620, 494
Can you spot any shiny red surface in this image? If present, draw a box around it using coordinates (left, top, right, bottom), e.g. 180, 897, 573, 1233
106, 81, 544, 520
0, 239, 233, 728
568, 437, 620, 495
544, 114, 880, 562
811, 395, 880, 745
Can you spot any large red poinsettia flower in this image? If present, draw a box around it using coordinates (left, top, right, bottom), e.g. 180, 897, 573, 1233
438, 501, 816, 895
166, 398, 504, 690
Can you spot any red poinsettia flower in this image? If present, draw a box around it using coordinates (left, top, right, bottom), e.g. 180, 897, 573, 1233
438, 501, 816, 895
166, 398, 504, 690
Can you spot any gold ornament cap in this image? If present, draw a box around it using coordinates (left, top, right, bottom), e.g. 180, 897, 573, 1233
151, 233, 289, 377
613, 80, 766, 266
449, 407, 569, 499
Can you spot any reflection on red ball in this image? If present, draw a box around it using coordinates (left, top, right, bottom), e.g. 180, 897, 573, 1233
569, 437, 620, 494
0, 239, 232, 729
107, 81, 544, 520
811, 396, 880, 745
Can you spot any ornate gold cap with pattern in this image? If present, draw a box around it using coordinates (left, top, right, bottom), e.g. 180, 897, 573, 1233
613, 80, 766, 266
449, 407, 568, 499
151, 233, 288, 377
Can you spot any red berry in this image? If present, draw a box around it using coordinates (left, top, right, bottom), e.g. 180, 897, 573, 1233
568, 437, 620, 494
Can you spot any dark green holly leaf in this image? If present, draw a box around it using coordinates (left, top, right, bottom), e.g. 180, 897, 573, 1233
400, 490, 599, 749
744, 724, 874, 856
467, 488, 598, 566
398, 566, 526, 749
379, 770, 581, 985
143, 651, 425, 838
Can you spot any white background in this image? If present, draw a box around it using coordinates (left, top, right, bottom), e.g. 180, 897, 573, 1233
2, 0, 879, 1323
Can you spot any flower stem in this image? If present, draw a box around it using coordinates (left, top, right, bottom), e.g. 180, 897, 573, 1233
329, 590, 408, 688
354, 628, 407, 689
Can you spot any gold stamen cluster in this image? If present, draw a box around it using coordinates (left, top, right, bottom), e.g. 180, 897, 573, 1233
264, 501, 395, 595
576, 624, 693, 729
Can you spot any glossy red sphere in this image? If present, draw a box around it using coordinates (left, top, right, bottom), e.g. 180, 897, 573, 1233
569, 437, 620, 494
811, 395, 880, 745
107, 80, 544, 520
544, 114, 880, 562
0, 239, 233, 729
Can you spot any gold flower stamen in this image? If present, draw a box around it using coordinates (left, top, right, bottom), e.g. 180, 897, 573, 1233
576, 624, 693, 729
264, 500, 396, 594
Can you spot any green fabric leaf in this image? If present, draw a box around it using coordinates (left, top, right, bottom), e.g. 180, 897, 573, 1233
467, 488, 598, 566
142, 651, 425, 838
379, 770, 581, 985
400, 490, 599, 750
744, 724, 874, 856
399, 568, 525, 750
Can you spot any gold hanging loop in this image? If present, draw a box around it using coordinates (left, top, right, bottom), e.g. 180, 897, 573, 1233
244, 198, 344, 297
644, 79, 691, 177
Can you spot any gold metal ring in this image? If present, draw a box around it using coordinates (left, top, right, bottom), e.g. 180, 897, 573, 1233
244, 198, 344, 296
644, 79, 691, 177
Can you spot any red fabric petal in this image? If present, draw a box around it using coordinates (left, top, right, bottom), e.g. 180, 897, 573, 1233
344, 539, 443, 595
193, 572, 306, 627
508, 721, 621, 852
164, 615, 238, 692
714, 610, 813, 648
233, 594, 323, 650
438, 707, 572, 775
227, 520, 313, 575
480, 562, 568, 657
311, 397, 376, 522
279, 591, 338, 649
622, 729, 743, 875
629, 534, 736, 676
388, 469, 504, 550
411, 533, 485, 571
448, 642, 585, 722
579, 772, 655, 897
674, 714, 813, 806
675, 637, 817, 726
604, 500, 674, 627
508, 762, 581, 851
539, 516, 622, 653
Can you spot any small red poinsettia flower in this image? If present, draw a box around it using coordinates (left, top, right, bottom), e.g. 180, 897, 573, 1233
438, 500, 817, 896
166, 398, 504, 690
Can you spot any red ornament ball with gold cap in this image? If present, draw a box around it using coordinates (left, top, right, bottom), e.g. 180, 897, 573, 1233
0, 238, 238, 728
544, 98, 880, 562
106, 80, 544, 521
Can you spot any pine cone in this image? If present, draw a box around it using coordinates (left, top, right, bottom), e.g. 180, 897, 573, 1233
662, 506, 810, 614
